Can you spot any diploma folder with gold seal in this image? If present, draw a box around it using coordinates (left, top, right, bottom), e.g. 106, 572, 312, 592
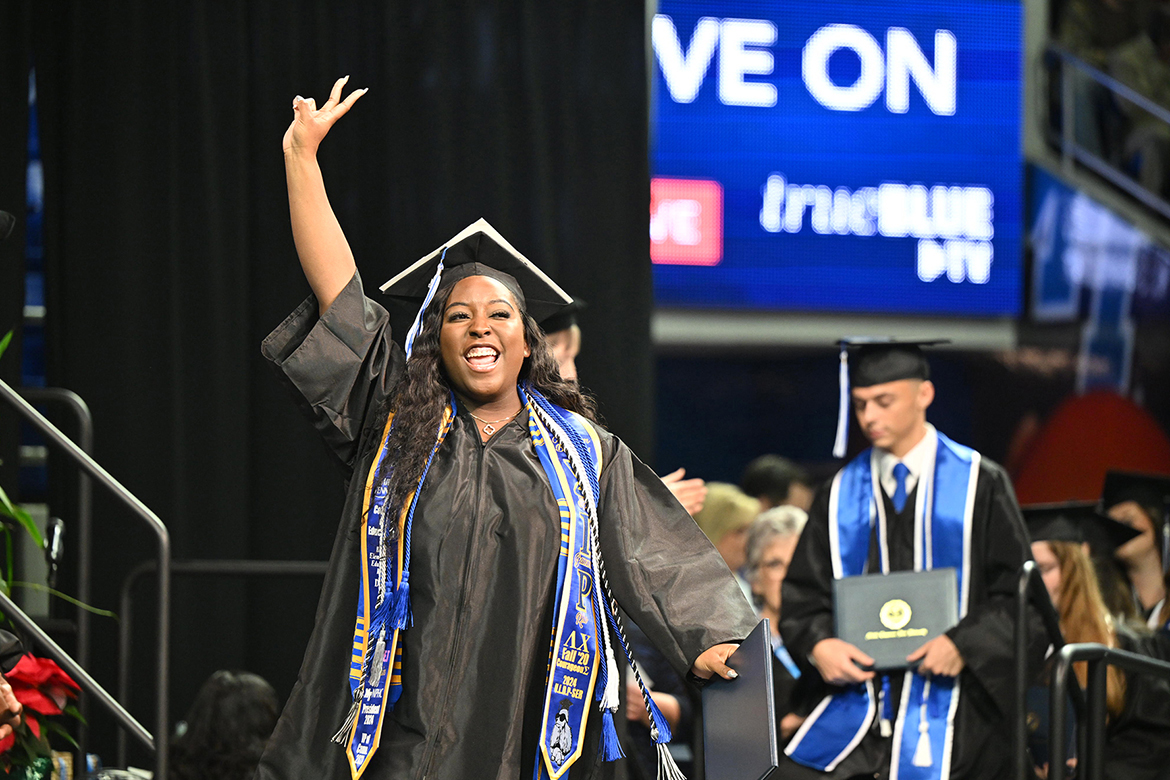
833, 568, 959, 670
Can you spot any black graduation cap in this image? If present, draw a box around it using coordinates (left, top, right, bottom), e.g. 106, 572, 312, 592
1022, 501, 1141, 554
539, 297, 586, 335
379, 218, 573, 357
832, 337, 951, 458
1099, 470, 1170, 571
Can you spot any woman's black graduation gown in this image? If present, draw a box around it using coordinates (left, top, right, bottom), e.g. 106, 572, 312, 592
255, 273, 757, 780
779, 458, 1049, 780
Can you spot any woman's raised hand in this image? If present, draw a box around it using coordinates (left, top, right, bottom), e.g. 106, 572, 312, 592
282, 76, 368, 157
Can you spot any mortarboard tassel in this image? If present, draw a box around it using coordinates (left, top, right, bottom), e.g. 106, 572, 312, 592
832, 345, 850, 458
879, 675, 892, 737
911, 678, 933, 767
403, 249, 447, 360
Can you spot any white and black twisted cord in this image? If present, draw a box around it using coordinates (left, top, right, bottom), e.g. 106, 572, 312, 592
527, 402, 661, 726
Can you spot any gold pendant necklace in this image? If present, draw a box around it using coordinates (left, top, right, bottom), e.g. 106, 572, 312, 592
468, 408, 521, 436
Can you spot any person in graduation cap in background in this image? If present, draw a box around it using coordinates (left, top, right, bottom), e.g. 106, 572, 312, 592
779, 338, 1047, 780
538, 300, 707, 517
1100, 471, 1170, 630
256, 77, 757, 780
1023, 501, 1170, 780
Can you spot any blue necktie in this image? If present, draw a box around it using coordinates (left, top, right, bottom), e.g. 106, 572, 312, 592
892, 462, 910, 513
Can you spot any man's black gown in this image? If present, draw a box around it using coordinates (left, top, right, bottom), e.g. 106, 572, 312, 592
779, 456, 1048, 780
254, 273, 757, 780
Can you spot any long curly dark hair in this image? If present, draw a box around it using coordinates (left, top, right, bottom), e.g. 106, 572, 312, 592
371, 276, 598, 525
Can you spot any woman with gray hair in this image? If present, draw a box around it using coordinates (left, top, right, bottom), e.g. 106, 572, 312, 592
745, 505, 809, 743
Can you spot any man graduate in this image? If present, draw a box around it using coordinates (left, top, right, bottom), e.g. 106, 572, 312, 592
779, 339, 1046, 780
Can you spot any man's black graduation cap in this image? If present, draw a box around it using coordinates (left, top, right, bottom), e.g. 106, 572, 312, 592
1099, 470, 1170, 571
379, 218, 572, 356
539, 297, 586, 335
832, 337, 950, 458
1022, 501, 1141, 554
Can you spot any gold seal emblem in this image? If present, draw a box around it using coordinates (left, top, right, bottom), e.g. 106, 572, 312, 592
879, 598, 912, 630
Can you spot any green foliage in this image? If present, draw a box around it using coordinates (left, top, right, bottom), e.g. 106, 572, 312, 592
0, 328, 45, 577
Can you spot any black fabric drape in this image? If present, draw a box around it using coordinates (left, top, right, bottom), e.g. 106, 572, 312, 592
0, 1, 29, 504
30, 1, 651, 764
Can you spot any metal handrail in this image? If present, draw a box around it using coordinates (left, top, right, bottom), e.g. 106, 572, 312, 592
1045, 43, 1170, 221
17, 387, 93, 761
0, 590, 152, 751
116, 559, 328, 767
1047, 43, 1170, 127
0, 378, 170, 777
1048, 642, 1170, 780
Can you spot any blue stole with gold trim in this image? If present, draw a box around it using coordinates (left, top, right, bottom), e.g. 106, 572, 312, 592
339, 401, 456, 778
524, 387, 604, 779
785, 431, 980, 780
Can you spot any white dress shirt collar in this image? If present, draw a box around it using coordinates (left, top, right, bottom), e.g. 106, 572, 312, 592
877, 423, 937, 500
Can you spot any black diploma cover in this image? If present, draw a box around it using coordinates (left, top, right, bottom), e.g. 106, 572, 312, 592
701, 619, 779, 780
833, 568, 959, 670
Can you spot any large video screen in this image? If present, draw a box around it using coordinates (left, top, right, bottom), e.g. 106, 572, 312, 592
650, 0, 1023, 316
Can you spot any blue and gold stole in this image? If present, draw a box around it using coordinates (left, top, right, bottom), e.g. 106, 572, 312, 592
336, 386, 666, 780
785, 431, 980, 780
335, 398, 455, 779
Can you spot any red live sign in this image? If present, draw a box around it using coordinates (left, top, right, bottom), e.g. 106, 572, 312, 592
650, 177, 724, 266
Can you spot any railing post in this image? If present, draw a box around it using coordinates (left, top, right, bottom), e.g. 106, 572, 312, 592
1084, 658, 1107, 780
1049, 646, 1073, 780
1015, 561, 1034, 780
17, 388, 94, 763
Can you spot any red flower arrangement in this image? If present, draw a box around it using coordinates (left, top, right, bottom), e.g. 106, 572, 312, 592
0, 654, 81, 767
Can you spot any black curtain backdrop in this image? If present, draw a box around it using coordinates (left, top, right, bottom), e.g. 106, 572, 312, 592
25, 1, 652, 763
1, 2, 29, 504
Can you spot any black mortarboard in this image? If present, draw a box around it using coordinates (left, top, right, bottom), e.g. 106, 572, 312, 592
380, 218, 572, 357
1023, 501, 1141, 554
1099, 470, 1170, 570
832, 337, 950, 458
539, 297, 586, 335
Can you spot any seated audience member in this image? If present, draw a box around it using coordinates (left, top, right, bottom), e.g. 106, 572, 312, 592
170, 670, 279, 780
745, 505, 809, 744
740, 454, 814, 512
1024, 502, 1170, 780
694, 482, 761, 602
1101, 471, 1170, 628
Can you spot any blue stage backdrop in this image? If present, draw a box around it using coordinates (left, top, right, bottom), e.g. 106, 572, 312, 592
650, 0, 1023, 316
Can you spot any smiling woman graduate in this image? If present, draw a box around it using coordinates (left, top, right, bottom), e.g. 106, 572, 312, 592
256, 78, 756, 780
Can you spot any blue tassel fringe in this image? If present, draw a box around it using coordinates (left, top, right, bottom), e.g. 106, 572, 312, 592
389, 574, 412, 630
599, 710, 625, 761
648, 697, 673, 744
